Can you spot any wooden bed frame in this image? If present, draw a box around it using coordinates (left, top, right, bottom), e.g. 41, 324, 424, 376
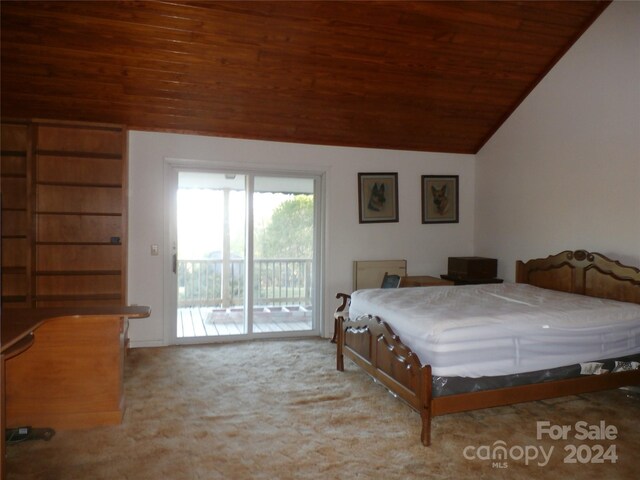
335, 250, 640, 446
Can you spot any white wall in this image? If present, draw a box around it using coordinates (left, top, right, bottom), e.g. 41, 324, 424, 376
128, 132, 475, 346
475, 1, 640, 281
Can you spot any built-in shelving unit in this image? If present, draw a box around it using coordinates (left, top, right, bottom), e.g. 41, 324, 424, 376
33, 120, 127, 307
1, 120, 31, 306
1, 119, 127, 308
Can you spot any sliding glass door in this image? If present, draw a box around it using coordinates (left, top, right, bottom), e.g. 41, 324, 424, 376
174, 170, 319, 341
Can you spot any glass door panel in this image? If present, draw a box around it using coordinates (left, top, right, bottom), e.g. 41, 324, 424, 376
252, 176, 315, 333
177, 172, 246, 337
174, 170, 318, 341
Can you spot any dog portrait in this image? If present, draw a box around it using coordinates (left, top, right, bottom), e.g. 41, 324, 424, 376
431, 184, 449, 216
367, 182, 386, 212
358, 173, 398, 223
422, 175, 458, 224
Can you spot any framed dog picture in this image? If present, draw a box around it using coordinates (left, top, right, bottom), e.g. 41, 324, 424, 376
421, 175, 459, 224
358, 172, 399, 223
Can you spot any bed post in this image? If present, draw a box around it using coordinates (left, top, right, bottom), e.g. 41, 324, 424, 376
515, 260, 526, 283
334, 293, 350, 371
336, 316, 344, 372
420, 364, 433, 446
332, 293, 351, 344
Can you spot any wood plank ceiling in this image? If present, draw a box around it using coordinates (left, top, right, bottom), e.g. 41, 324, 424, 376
1, 1, 610, 153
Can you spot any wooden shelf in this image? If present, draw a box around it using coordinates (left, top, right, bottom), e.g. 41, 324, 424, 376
35, 270, 121, 276
0, 150, 27, 156
36, 241, 122, 246
35, 149, 121, 160
34, 293, 122, 301
1, 266, 27, 274
2, 295, 27, 307
0, 173, 26, 179
0, 207, 27, 212
35, 211, 121, 216
36, 181, 122, 188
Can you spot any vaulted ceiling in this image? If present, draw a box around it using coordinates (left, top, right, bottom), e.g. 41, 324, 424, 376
1, 1, 610, 153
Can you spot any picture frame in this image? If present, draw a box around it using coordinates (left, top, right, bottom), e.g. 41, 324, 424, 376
421, 175, 459, 224
358, 172, 399, 223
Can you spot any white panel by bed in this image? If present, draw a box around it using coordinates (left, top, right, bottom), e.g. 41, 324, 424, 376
352, 259, 406, 291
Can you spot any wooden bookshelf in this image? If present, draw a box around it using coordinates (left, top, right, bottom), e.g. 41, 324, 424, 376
1, 119, 127, 308
1, 120, 31, 307
33, 120, 127, 307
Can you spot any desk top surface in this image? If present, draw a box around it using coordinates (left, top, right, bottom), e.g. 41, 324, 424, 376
1, 305, 151, 354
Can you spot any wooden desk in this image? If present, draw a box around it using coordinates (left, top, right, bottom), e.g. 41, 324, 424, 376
1, 306, 150, 355
401, 275, 454, 287
1, 306, 150, 480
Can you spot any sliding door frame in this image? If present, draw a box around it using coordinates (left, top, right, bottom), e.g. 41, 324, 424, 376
163, 158, 325, 345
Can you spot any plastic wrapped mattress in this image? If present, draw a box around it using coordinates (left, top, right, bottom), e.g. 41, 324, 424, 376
348, 283, 640, 379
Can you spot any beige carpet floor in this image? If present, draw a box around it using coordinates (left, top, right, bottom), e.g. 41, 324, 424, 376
5, 338, 639, 479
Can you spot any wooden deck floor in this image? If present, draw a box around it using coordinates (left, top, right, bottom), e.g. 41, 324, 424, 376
177, 305, 313, 337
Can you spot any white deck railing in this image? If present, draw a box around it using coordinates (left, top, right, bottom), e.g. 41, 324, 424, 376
178, 258, 312, 308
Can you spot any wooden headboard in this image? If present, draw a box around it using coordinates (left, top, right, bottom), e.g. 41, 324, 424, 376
516, 250, 640, 304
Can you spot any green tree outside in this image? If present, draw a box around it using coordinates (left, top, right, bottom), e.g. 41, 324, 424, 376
256, 195, 313, 259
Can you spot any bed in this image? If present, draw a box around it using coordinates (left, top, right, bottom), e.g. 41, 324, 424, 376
334, 250, 640, 446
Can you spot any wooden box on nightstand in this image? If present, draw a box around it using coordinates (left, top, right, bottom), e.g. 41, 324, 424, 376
441, 256, 503, 285
401, 275, 453, 287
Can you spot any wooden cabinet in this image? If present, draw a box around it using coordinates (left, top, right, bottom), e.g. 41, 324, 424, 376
6, 315, 126, 429
1, 119, 127, 308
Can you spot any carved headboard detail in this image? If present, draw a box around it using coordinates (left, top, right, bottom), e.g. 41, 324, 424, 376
516, 250, 640, 304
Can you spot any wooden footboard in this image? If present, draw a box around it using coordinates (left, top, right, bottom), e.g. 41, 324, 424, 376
335, 302, 433, 445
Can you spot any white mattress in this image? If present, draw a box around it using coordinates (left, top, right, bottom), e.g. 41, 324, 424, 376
348, 283, 640, 378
